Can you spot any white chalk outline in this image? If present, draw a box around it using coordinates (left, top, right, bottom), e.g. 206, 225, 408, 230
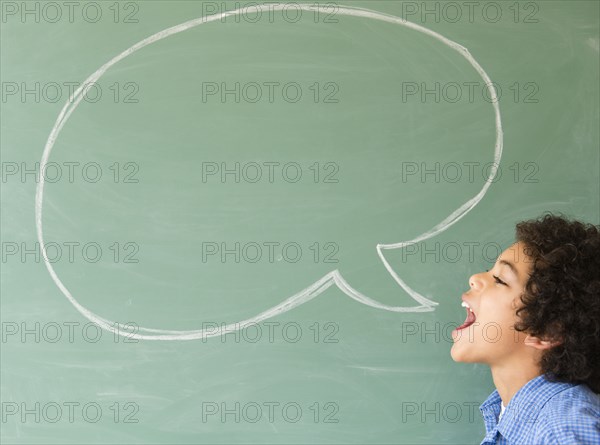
35, 4, 503, 341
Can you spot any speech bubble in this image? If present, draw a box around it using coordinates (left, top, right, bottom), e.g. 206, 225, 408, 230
35, 4, 502, 341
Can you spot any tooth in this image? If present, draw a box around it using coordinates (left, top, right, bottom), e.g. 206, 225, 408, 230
461, 301, 474, 312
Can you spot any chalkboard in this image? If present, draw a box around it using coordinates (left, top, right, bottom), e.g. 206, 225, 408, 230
1, 1, 598, 443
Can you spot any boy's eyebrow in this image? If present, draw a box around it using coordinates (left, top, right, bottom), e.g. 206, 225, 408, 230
497, 259, 519, 279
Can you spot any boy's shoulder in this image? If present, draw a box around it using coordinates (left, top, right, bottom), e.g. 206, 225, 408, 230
547, 381, 599, 406
495, 376, 600, 445
533, 382, 600, 444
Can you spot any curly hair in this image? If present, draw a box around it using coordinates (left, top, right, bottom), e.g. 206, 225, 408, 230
513, 213, 600, 394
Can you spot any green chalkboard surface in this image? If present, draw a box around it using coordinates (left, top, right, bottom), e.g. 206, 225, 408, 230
1, 1, 598, 443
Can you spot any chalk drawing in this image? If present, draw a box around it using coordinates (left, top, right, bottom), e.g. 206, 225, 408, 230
35, 4, 503, 340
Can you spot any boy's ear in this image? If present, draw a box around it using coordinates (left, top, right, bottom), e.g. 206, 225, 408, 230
524, 334, 562, 350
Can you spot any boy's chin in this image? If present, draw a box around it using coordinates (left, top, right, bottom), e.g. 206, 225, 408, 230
450, 349, 464, 362
450, 344, 479, 363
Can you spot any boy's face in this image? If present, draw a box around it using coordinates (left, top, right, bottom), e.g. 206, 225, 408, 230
450, 242, 534, 365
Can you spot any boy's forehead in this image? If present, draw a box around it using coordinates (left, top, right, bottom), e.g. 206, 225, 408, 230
498, 242, 533, 276
501, 242, 520, 259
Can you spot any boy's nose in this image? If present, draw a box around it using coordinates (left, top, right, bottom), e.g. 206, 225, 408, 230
468, 273, 481, 290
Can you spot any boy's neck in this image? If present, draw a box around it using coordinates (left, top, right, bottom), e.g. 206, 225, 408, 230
490, 361, 543, 406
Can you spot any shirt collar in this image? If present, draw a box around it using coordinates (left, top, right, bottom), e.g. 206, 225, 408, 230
479, 374, 575, 444
479, 388, 502, 438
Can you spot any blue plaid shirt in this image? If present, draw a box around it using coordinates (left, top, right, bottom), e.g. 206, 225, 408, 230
479, 374, 600, 444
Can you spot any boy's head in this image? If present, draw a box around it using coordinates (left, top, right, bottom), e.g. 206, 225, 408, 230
451, 213, 599, 393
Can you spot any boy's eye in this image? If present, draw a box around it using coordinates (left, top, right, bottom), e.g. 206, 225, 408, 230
493, 275, 507, 286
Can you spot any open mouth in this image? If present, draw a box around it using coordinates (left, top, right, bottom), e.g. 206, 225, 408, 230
456, 301, 476, 331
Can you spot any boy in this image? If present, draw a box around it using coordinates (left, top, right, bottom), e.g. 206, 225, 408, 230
451, 213, 599, 444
